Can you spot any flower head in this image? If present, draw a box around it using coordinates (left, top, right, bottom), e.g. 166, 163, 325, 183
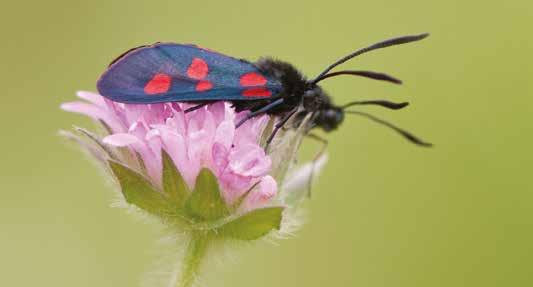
61, 91, 277, 210
61, 91, 325, 287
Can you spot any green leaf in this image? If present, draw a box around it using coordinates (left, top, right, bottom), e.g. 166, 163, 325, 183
73, 126, 116, 160
184, 168, 229, 221
162, 150, 190, 207
217, 207, 284, 240
108, 160, 170, 217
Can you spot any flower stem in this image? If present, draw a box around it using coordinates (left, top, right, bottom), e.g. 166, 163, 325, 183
177, 232, 210, 287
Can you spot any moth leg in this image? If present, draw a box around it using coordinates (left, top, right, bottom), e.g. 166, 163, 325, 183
235, 98, 285, 128
265, 108, 298, 151
184, 102, 210, 113
305, 133, 329, 197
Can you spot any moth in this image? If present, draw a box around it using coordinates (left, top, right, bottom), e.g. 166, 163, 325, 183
97, 34, 431, 147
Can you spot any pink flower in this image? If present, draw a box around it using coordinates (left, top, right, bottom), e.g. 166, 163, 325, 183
61, 90, 326, 287
61, 91, 276, 208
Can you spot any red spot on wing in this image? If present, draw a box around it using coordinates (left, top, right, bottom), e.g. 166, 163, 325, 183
240, 72, 267, 87
242, 88, 272, 97
187, 58, 209, 80
144, 73, 172, 95
196, 80, 213, 92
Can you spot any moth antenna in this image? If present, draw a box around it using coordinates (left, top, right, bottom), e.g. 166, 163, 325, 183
345, 110, 432, 147
311, 33, 429, 84
313, 70, 402, 85
342, 100, 409, 110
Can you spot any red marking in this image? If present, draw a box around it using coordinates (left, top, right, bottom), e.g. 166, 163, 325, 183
240, 72, 267, 87
144, 73, 171, 95
242, 88, 271, 97
187, 58, 209, 80
196, 80, 213, 92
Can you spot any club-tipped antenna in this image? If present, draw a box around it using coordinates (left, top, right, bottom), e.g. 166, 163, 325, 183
342, 100, 409, 110
313, 70, 402, 85
345, 110, 432, 147
310, 33, 429, 85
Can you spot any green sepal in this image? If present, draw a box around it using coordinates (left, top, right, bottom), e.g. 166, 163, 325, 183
162, 150, 190, 207
73, 126, 116, 160
184, 168, 229, 221
108, 160, 171, 217
216, 207, 284, 240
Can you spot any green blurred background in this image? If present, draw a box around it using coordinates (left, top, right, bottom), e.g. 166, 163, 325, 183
1, 0, 532, 286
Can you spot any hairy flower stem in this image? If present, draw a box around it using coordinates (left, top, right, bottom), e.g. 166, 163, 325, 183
177, 232, 210, 287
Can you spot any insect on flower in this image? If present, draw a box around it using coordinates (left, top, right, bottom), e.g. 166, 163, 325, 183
97, 33, 432, 148
64, 34, 433, 287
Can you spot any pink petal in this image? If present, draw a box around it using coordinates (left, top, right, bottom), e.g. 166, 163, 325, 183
157, 128, 198, 188
123, 103, 147, 124
145, 129, 161, 141
219, 173, 253, 203
102, 133, 140, 146
233, 114, 269, 146
198, 111, 218, 164
243, 175, 277, 210
207, 101, 226, 123
63, 95, 279, 210
127, 123, 162, 184
167, 112, 186, 135
211, 142, 229, 172
214, 121, 235, 149
76, 91, 106, 107
61, 102, 125, 133
228, 144, 271, 177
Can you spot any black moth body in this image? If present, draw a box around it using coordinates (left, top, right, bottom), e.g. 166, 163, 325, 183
232, 34, 432, 147
248, 58, 341, 131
